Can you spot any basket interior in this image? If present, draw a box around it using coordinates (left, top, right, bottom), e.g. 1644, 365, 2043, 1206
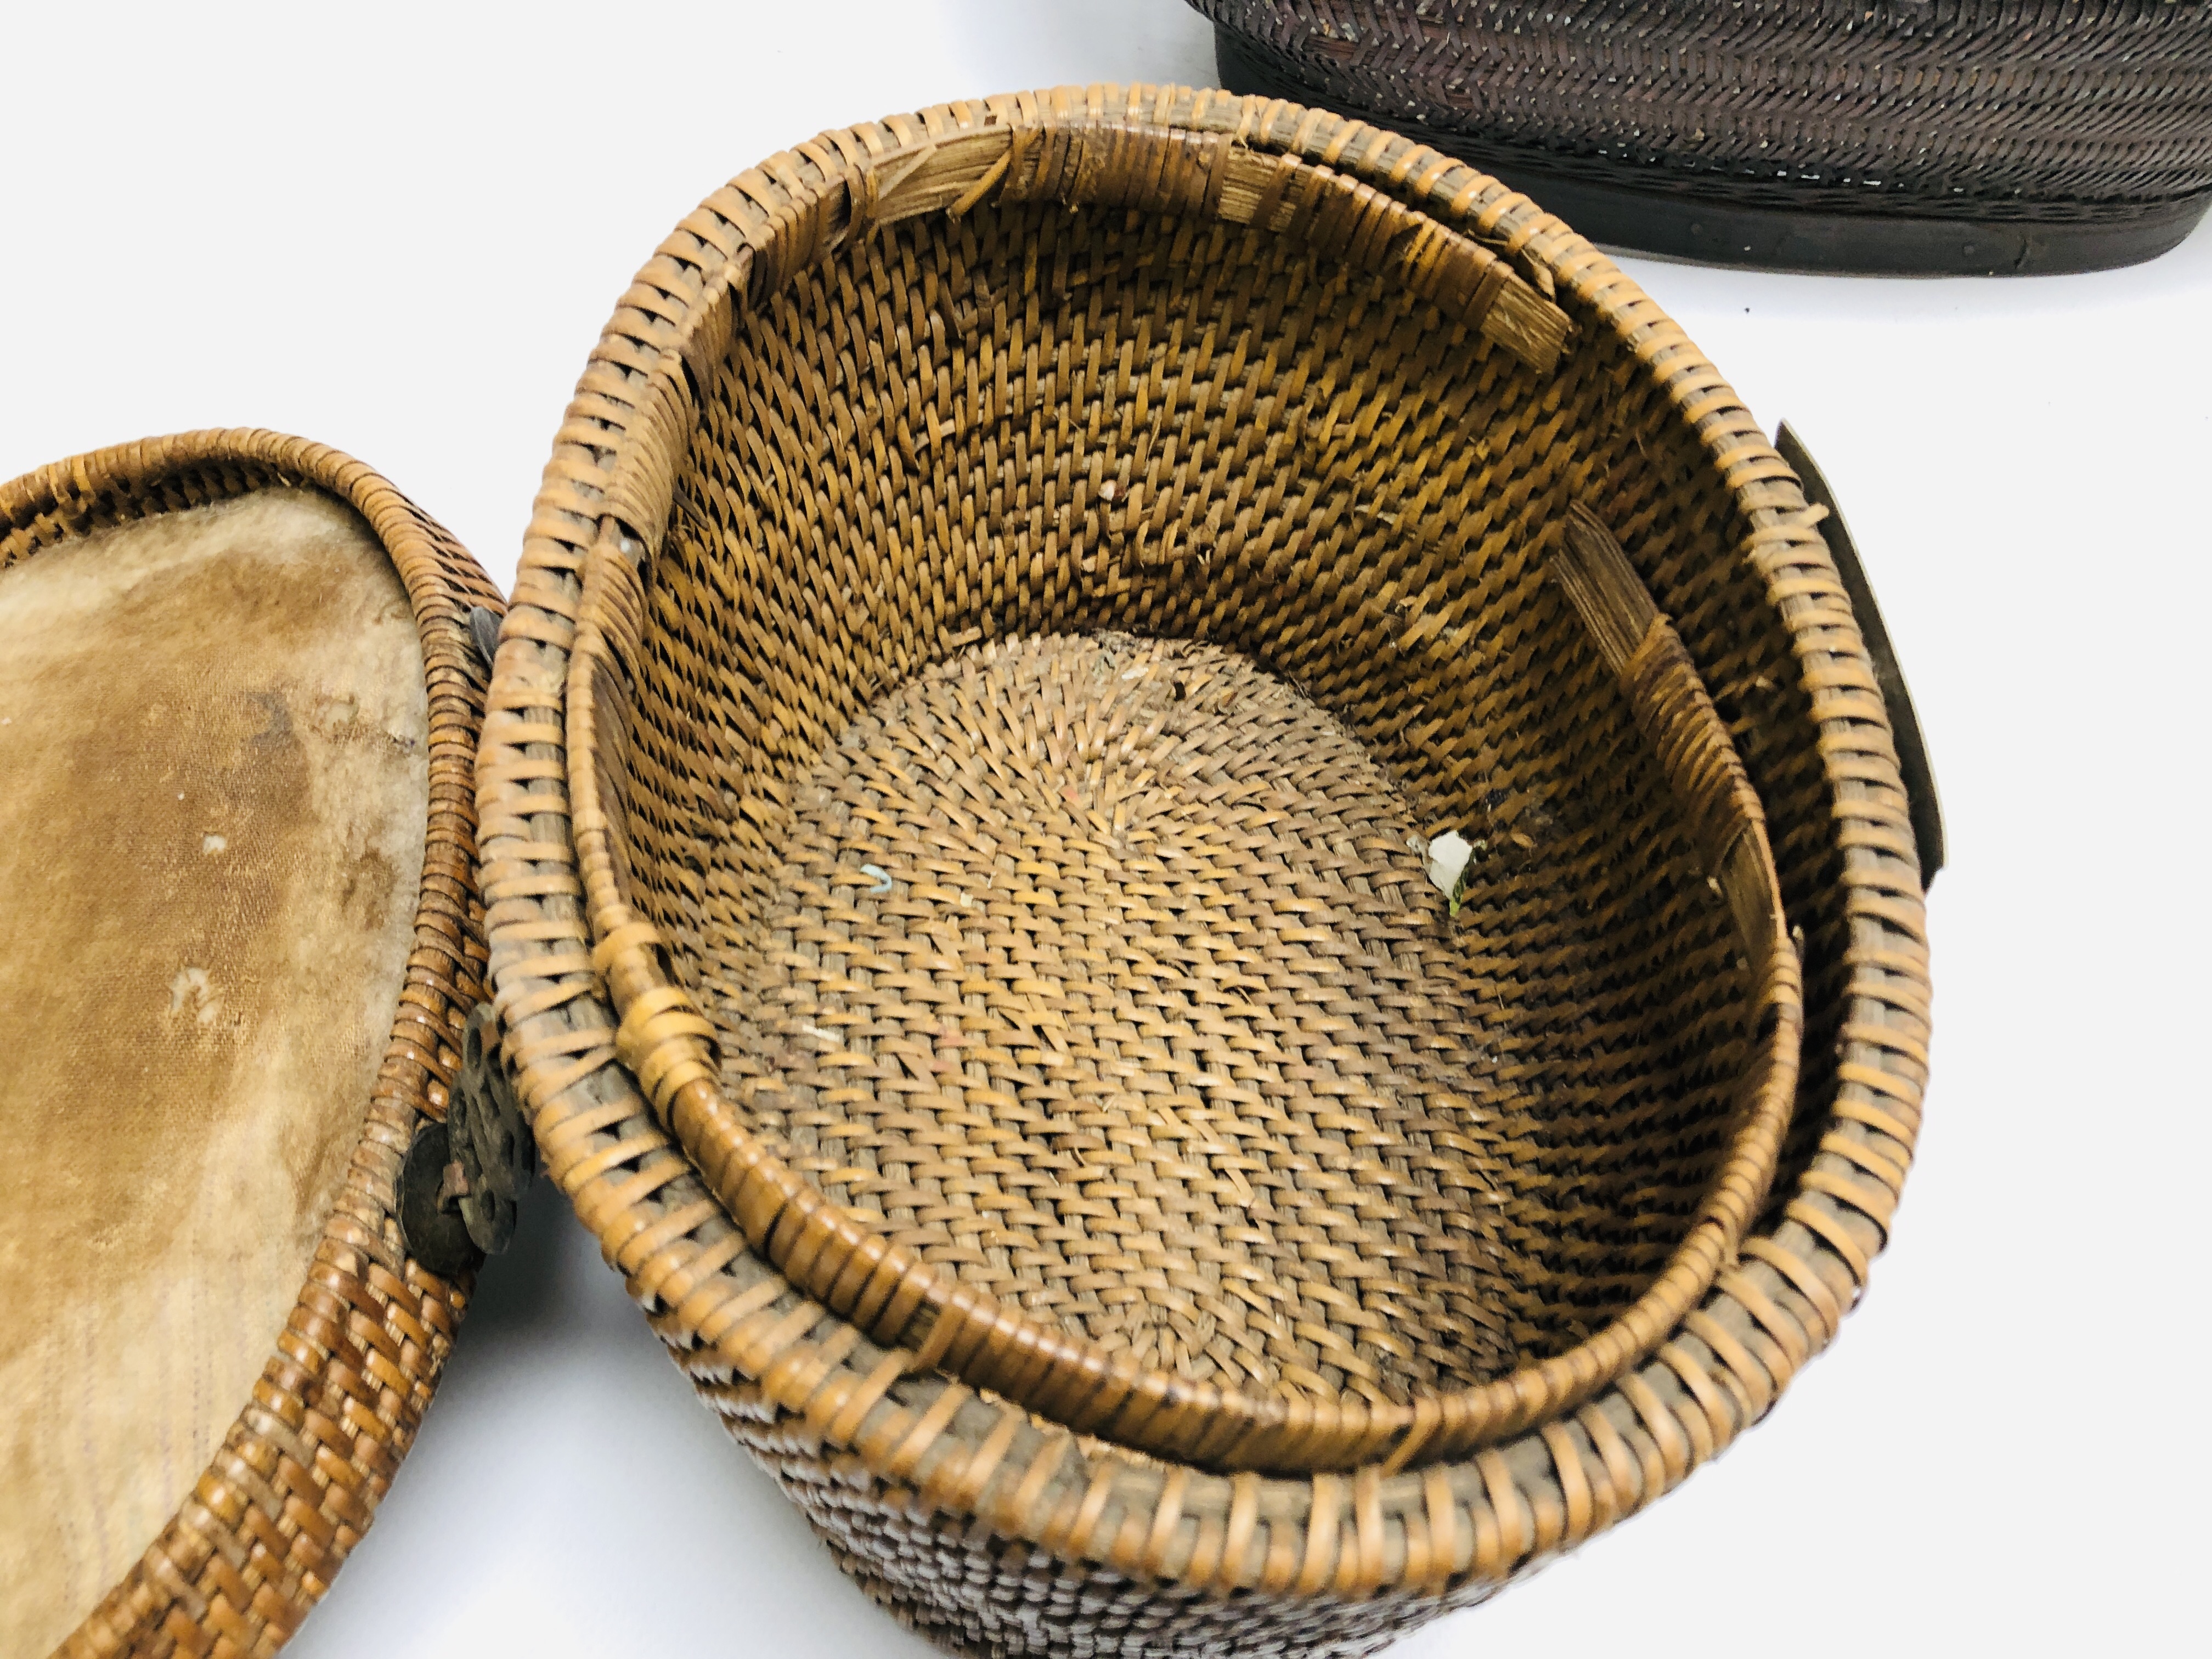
603, 193, 1839, 1405
0, 486, 428, 1652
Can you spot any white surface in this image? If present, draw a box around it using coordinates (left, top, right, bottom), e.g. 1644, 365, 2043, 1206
4, 4, 2207, 1656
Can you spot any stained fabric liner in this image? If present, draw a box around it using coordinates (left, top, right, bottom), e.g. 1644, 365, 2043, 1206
0, 488, 428, 1655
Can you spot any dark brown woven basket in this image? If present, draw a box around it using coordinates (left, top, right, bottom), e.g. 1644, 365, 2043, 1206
479, 84, 1932, 1659
0, 431, 502, 1658
1195, 0, 2212, 274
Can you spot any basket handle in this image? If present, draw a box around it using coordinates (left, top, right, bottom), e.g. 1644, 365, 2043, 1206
1774, 422, 1944, 883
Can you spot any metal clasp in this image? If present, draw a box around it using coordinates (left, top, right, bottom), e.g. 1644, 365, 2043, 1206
1775, 422, 1946, 884
400, 1002, 535, 1278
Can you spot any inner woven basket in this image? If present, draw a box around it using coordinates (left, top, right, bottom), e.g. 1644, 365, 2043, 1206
604, 190, 1768, 1413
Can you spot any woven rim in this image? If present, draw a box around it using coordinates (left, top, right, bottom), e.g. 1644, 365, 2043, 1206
480, 83, 1928, 1599
0, 430, 501, 1657
553, 105, 1801, 1474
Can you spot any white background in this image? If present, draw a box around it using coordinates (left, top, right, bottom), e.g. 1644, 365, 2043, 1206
4, 4, 2207, 1655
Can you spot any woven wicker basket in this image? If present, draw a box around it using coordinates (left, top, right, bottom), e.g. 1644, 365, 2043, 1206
1194, 0, 2212, 274
479, 84, 1931, 1657
0, 431, 502, 1658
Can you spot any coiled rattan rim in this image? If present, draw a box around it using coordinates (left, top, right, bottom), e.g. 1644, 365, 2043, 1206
0, 430, 501, 1657
479, 83, 1928, 1601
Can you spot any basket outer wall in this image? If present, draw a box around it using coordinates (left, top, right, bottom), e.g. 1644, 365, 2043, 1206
1191, 0, 2212, 214
1193, 1, 2212, 273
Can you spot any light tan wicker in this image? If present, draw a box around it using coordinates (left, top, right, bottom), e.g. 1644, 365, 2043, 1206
0, 431, 501, 1658
479, 84, 1930, 1657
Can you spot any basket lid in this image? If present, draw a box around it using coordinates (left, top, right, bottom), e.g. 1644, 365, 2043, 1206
0, 430, 506, 1658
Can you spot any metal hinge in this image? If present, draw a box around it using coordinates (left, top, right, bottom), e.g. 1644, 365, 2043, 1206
1776, 421, 1945, 884
399, 1002, 535, 1279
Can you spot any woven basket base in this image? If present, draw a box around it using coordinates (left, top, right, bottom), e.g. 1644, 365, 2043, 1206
703, 631, 1523, 1407
1214, 26, 2212, 275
